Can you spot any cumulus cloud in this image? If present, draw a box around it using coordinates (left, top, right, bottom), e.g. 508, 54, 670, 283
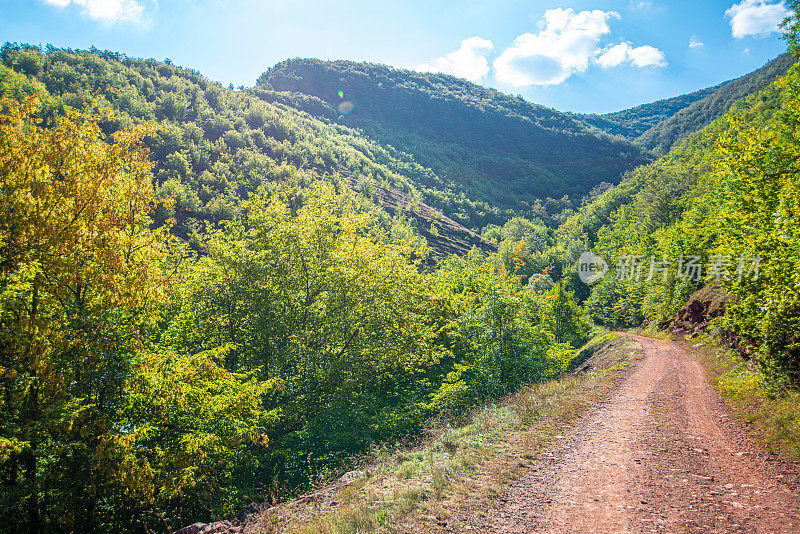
596, 42, 667, 68
42, 0, 144, 22
493, 8, 666, 87
595, 43, 629, 68
689, 35, 704, 48
725, 0, 790, 38
493, 9, 617, 87
415, 37, 494, 82
627, 45, 667, 67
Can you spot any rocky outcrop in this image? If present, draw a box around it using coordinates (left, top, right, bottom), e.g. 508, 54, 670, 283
660, 283, 728, 335
660, 283, 754, 358
173, 520, 241, 534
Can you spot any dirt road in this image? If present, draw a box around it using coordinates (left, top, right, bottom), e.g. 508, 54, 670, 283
478, 334, 800, 533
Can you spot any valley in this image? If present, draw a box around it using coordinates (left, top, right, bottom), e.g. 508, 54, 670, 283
2, 3, 800, 532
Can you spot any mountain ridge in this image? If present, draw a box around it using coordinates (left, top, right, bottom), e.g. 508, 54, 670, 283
579, 51, 795, 153
261, 58, 652, 228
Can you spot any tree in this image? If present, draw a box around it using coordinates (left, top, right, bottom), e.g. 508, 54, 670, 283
545, 283, 590, 347
0, 97, 172, 532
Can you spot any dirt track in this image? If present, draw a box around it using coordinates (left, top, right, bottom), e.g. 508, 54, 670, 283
477, 334, 800, 533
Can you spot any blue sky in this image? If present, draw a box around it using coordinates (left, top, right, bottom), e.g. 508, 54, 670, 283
0, 0, 791, 113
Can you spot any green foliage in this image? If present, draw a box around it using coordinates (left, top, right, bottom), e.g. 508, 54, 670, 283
544, 283, 591, 347
123, 347, 280, 524
262, 58, 651, 228
160, 183, 590, 501
0, 64, 47, 100
0, 97, 172, 532
429, 256, 559, 409
583, 52, 795, 154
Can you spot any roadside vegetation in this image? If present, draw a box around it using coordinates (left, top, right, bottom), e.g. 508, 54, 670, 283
689, 331, 800, 459
254, 334, 636, 534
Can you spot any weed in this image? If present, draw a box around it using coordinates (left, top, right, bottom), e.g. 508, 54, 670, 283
396, 461, 418, 479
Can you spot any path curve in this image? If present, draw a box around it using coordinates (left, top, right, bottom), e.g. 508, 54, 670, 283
478, 333, 800, 533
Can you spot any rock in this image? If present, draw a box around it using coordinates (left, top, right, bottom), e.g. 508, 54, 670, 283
337, 470, 364, 485
200, 521, 241, 534
237, 502, 265, 521
660, 284, 729, 333
173, 524, 206, 534
660, 283, 756, 356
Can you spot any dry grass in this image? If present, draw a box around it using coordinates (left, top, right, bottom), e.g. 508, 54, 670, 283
252, 333, 639, 534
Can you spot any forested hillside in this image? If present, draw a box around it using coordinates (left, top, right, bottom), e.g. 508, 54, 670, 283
261, 59, 651, 228
581, 52, 795, 154
578, 85, 716, 140
0, 44, 593, 533
0, 44, 495, 260
561, 41, 800, 386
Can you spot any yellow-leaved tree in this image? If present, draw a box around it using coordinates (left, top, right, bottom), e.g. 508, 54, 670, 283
0, 96, 172, 532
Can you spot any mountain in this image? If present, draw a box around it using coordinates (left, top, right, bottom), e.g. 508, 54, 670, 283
259, 59, 652, 229
580, 52, 795, 154
577, 86, 716, 140
0, 44, 495, 260
557, 55, 800, 377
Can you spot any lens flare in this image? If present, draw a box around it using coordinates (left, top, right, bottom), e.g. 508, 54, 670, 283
337, 100, 355, 114
337, 90, 344, 99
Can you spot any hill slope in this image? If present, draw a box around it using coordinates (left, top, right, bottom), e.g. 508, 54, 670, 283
0, 44, 495, 260
580, 52, 795, 154
260, 59, 652, 228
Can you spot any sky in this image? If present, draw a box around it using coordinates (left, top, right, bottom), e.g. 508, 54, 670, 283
0, 0, 792, 113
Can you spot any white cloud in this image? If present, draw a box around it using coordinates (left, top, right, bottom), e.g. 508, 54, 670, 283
416, 37, 494, 82
493, 8, 666, 87
595, 43, 629, 68
627, 44, 667, 67
494, 8, 617, 86
725, 0, 790, 38
596, 42, 667, 68
689, 35, 704, 48
42, 0, 144, 22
